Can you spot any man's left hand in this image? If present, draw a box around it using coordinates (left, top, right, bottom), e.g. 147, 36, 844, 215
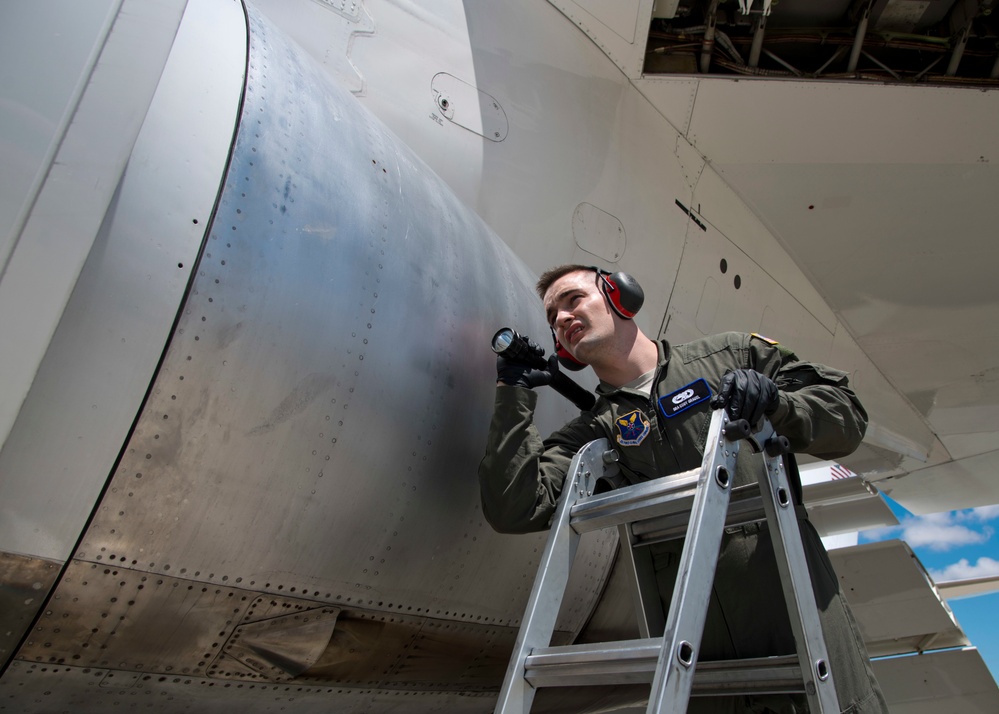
710, 369, 779, 427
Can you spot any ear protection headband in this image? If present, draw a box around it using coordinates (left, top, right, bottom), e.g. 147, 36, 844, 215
552, 267, 644, 371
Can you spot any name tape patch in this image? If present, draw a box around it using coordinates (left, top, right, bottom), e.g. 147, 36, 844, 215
658, 378, 712, 418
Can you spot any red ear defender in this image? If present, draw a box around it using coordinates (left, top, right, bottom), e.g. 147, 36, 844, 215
595, 269, 644, 319
552, 328, 588, 371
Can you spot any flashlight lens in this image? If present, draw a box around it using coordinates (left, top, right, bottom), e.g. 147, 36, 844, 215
493, 327, 513, 354
491, 328, 514, 354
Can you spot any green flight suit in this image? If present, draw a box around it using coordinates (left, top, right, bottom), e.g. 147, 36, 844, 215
479, 332, 888, 713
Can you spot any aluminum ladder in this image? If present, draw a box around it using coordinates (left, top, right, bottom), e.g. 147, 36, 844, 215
494, 408, 840, 713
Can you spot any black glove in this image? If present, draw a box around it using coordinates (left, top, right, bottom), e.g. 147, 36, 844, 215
496, 346, 556, 389
710, 369, 779, 427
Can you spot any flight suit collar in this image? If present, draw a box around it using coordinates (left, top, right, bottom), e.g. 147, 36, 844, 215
593, 339, 672, 399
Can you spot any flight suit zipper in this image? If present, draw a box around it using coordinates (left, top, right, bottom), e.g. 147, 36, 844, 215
648, 361, 687, 477
647, 363, 681, 478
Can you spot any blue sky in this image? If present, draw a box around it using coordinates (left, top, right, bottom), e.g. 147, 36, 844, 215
859, 499, 999, 681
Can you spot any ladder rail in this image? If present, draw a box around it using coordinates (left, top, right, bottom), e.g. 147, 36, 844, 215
754, 421, 840, 712
616, 523, 666, 639
492, 437, 611, 714
645, 406, 741, 713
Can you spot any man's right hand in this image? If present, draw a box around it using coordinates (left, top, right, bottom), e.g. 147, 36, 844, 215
496, 353, 555, 389
710, 368, 779, 427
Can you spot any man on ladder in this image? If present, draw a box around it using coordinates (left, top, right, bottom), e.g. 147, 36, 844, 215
479, 265, 887, 713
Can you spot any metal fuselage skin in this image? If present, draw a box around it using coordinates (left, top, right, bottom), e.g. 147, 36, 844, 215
0, 1, 616, 711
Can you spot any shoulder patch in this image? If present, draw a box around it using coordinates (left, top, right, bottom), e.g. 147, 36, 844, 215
615, 409, 651, 446
751, 332, 779, 345
658, 378, 712, 418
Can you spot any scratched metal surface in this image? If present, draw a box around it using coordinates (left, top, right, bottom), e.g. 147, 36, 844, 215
1, 0, 616, 708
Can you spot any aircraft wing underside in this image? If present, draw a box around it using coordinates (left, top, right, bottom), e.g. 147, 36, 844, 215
540, 1, 999, 516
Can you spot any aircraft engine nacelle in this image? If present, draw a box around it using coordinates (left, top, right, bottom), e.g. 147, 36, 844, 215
0, 0, 616, 700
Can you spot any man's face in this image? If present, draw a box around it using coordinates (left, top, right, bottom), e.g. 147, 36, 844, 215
543, 270, 617, 364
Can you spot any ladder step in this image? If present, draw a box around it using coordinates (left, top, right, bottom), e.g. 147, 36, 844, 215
569, 471, 767, 542
525, 639, 803, 695
569, 468, 700, 534
526, 638, 661, 686
630, 486, 770, 545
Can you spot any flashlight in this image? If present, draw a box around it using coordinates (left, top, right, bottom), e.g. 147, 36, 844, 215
491, 328, 547, 368
490, 327, 595, 411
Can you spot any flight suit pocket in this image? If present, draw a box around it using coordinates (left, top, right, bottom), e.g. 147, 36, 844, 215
655, 388, 713, 461
603, 404, 659, 482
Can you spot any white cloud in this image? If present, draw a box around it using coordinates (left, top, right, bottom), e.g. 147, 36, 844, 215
965, 505, 999, 522
859, 524, 901, 542
861, 511, 992, 552
929, 557, 999, 582
902, 517, 988, 551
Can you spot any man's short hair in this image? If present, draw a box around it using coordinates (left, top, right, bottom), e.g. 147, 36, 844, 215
535, 264, 593, 300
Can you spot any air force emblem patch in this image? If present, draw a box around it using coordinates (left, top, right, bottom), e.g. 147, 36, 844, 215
616, 409, 651, 446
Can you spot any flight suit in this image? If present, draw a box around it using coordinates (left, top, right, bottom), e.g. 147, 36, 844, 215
479, 332, 888, 713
